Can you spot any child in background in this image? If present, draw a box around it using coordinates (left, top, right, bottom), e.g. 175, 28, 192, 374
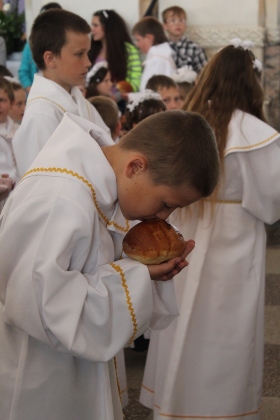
140, 40, 280, 420
88, 96, 121, 141
89, 9, 142, 93
85, 61, 113, 99
18, 3, 63, 93
12, 9, 109, 177
162, 5, 208, 73
0, 109, 220, 420
146, 74, 182, 110
4, 77, 26, 124
0, 78, 19, 185
125, 89, 166, 130
132, 17, 176, 91
171, 65, 197, 102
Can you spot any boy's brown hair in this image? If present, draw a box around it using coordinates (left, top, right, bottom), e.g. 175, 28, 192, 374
162, 6, 186, 23
146, 74, 177, 91
132, 17, 167, 45
120, 110, 219, 197
88, 96, 119, 138
0, 77, 14, 103
30, 9, 90, 70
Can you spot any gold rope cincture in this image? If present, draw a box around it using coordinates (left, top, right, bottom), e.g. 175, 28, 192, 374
110, 262, 138, 344
22, 167, 130, 233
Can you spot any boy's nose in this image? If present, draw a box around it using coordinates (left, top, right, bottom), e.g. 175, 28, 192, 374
155, 208, 174, 220
85, 56, 92, 68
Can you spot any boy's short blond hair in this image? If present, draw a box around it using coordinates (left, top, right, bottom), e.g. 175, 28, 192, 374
120, 110, 219, 197
132, 17, 167, 45
162, 6, 186, 23
88, 96, 119, 137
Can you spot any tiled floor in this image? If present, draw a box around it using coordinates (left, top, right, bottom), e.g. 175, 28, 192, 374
123, 222, 280, 420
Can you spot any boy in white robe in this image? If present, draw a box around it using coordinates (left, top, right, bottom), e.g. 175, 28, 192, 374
133, 17, 176, 92
0, 110, 219, 420
12, 9, 109, 177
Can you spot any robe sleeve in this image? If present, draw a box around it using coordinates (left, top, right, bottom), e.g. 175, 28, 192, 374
0, 179, 154, 362
140, 56, 175, 91
239, 137, 280, 224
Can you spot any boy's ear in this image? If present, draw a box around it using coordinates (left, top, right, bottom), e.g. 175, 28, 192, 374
146, 33, 154, 45
43, 51, 57, 69
124, 155, 148, 178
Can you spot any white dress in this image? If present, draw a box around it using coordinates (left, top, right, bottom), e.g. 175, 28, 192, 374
12, 73, 110, 177
0, 116, 19, 182
0, 116, 19, 212
0, 113, 179, 420
140, 110, 280, 420
140, 42, 176, 91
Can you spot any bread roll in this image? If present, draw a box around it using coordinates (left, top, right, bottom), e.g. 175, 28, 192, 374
116, 80, 133, 93
123, 219, 185, 265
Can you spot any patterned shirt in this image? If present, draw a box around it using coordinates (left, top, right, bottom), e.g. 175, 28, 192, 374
169, 35, 208, 73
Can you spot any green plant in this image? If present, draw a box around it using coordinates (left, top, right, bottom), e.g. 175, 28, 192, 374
0, 0, 25, 55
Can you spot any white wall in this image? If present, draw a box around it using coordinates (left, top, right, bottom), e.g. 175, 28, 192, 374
159, 0, 260, 26
24, 0, 141, 37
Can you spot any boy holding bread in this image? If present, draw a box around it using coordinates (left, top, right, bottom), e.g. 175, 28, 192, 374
0, 110, 219, 420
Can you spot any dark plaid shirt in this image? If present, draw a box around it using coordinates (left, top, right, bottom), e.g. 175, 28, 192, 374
169, 35, 208, 73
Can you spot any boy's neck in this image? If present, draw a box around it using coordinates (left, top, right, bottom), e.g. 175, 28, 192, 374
168, 33, 185, 42
42, 70, 72, 94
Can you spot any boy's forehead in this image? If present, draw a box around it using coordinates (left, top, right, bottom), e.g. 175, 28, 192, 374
166, 11, 186, 20
158, 86, 179, 96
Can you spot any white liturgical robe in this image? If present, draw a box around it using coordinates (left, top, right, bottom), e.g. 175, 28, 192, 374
140, 110, 280, 420
12, 73, 110, 177
0, 113, 179, 420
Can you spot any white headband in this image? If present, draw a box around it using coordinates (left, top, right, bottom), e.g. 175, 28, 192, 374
126, 90, 162, 112
85, 61, 108, 87
229, 38, 262, 72
171, 65, 197, 84
3, 76, 21, 85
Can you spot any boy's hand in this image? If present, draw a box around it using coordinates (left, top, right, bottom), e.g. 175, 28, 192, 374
147, 240, 195, 281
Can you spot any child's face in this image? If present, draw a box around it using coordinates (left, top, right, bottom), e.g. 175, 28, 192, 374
91, 15, 105, 42
133, 33, 153, 54
9, 88, 26, 123
158, 86, 182, 110
117, 157, 201, 221
47, 30, 91, 92
0, 89, 12, 123
163, 13, 186, 41
97, 71, 113, 96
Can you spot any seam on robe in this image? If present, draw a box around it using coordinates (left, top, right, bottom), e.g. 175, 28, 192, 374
225, 131, 279, 155
26, 96, 67, 113
204, 199, 242, 204
113, 356, 122, 405
155, 405, 262, 418
110, 262, 138, 344
21, 167, 130, 233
